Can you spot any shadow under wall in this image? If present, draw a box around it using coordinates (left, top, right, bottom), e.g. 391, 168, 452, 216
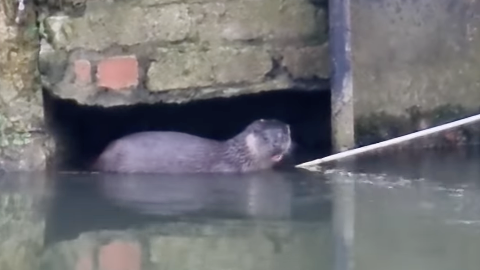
42, 88, 332, 171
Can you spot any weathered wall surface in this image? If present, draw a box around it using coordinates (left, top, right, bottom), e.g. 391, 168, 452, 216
352, 0, 480, 146
0, 0, 54, 171
39, 0, 329, 107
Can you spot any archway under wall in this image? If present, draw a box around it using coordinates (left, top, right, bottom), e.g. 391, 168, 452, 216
43, 88, 332, 172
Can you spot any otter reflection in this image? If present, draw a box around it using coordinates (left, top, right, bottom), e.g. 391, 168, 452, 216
98, 171, 297, 220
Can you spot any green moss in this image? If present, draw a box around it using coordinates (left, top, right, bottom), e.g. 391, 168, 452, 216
355, 104, 480, 147
0, 131, 33, 148
0, 112, 33, 147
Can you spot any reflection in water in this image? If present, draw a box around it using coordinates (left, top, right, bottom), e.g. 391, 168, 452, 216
2, 147, 480, 270
337, 148, 480, 270
0, 173, 50, 270
351, 147, 480, 186
99, 171, 296, 219
97, 170, 332, 221
44, 169, 332, 245
40, 169, 334, 270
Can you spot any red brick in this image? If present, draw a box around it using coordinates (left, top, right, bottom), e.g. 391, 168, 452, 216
97, 56, 139, 90
74, 60, 92, 85
98, 240, 141, 270
75, 253, 93, 270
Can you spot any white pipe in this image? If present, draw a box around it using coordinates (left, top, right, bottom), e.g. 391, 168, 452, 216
296, 113, 480, 169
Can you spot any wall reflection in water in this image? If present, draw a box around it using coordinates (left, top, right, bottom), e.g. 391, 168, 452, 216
40, 169, 333, 270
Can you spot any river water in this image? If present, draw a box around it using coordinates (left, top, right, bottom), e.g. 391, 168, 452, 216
1, 147, 480, 270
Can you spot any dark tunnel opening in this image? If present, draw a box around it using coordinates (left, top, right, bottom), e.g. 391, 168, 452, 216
42, 88, 332, 172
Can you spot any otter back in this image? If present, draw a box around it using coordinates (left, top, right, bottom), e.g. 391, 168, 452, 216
93, 131, 233, 174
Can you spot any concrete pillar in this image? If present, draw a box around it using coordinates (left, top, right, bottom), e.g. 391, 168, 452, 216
0, 0, 53, 172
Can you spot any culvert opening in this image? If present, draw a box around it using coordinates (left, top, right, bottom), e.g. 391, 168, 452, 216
43, 88, 332, 172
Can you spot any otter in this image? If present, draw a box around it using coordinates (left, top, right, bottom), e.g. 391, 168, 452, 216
92, 119, 292, 174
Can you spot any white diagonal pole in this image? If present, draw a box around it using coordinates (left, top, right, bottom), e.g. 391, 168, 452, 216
296, 113, 480, 169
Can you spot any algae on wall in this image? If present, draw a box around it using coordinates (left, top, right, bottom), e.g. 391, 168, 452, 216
0, 0, 53, 171
351, 0, 480, 147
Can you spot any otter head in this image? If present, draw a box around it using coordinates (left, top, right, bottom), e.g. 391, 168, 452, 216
243, 119, 292, 168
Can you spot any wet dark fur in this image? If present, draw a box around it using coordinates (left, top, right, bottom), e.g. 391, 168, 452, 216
92, 119, 292, 174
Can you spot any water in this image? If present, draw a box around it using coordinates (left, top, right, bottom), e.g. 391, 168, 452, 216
1, 147, 480, 270
347, 147, 480, 270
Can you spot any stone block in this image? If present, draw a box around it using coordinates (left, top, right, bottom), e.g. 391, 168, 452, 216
98, 240, 141, 270
147, 47, 214, 90
42, 15, 71, 50
43, 0, 325, 51
97, 56, 139, 90
44, 4, 191, 51
39, 40, 69, 86
281, 45, 330, 79
212, 47, 272, 84
146, 46, 272, 91
191, 0, 325, 43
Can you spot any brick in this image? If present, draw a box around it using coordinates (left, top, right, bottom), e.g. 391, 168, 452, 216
74, 60, 92, 85
97, 56, 139, 90
281, 45, 330, 79
99, 240, 141, 270
75, 254, 93, 270
146, 46, 272, 91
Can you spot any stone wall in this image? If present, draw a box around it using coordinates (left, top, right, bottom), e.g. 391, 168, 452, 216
39, 0, 329, 107
352, 0, 480, 146
0, 0, 54, 172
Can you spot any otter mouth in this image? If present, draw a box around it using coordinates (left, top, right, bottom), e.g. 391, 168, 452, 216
272, 139, 293, 163
271, 126, 293, 162
272, 154, 284, 162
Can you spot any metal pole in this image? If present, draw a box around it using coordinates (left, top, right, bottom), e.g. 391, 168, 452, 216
329, 0, 355, 269
330, 0, 355, 153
